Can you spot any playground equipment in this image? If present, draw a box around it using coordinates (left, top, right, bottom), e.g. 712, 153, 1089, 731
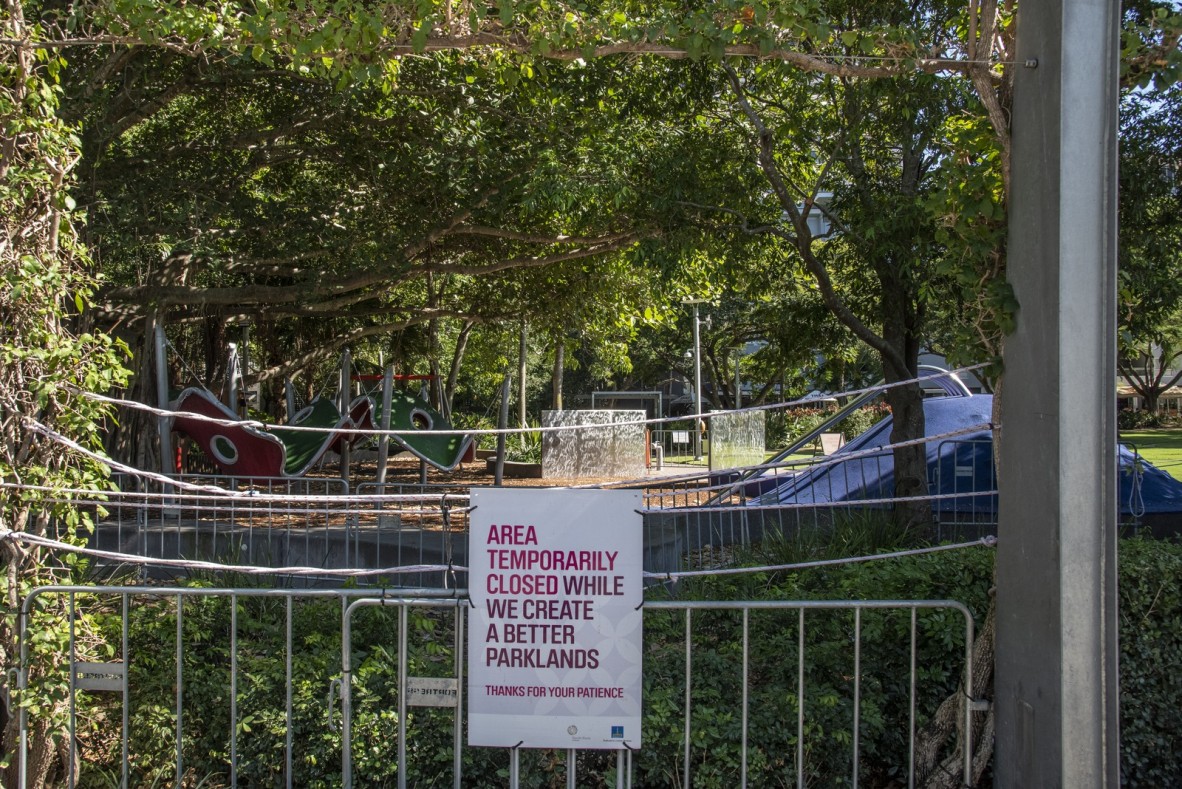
744, 393, 1182, 531
171, 386, 472, 478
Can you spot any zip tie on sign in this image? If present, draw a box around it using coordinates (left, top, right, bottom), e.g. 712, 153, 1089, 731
644, 536, 997, 581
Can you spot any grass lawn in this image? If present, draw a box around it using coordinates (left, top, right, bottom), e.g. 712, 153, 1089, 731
1119, 428, 1182, 481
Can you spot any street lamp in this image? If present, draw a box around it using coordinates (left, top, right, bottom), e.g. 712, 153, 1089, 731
682, 298, 711, 460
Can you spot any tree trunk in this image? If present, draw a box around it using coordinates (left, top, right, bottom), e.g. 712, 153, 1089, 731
444, 320, 475, 416
880, 279, 931, 529
915, 593, 996, 788
883, 379, 932, 527
1146, 389, 1160, 414
552, 337, 565, 410
518, 322, 528, 429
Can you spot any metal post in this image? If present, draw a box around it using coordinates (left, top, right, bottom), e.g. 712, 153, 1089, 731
495, 371, 510, 486
153, 319, 174, 480
339, 349, 351, 483
398, 605, 408, 789
996, 1, 1121, 785
692, 302, 703, 460
734, 347, 742, 410
227, 342, 239, 413
376, 366, 394, 486
284, 378, 296, 422
241, 323, 251, 409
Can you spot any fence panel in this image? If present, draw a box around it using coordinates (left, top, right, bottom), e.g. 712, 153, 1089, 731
18, 586, 978, 789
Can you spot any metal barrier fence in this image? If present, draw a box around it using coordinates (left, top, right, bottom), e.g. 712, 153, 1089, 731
75, 450, 1001, 586
18, 585, 978, 789
74, 475, 475, 587
649, 429, 707, 467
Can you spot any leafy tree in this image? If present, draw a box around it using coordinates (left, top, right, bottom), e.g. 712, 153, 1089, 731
1, 5, 129, 784
1118, 87, 1182, 414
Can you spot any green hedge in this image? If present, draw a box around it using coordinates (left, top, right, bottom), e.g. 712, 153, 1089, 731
75, 538, 1182, 787
1118, 539, 1182, 786
765, 404, 891, 450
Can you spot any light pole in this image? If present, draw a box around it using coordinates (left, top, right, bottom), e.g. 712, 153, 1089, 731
683, 298, 710, 460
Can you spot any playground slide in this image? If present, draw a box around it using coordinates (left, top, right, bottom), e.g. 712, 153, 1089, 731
170, 388, 473, 477
170, 388, 289, 478
368, 391, 474, 472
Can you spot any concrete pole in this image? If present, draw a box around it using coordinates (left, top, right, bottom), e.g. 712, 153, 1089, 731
995, 1, 1120, 785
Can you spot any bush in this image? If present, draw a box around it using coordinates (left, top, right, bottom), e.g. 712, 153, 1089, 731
74, 537, 1182, 787
1118, 538, 1182, 787
1118, 409, 1182, 430
766, 403, 892, 450
638, 541, 995, 787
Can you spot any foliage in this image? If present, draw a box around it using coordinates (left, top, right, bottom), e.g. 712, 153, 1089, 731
505, 421, 542, 463
1117, 538, 1182, 787
1, 8, 131, 785
29, 535, 1182, 787
1119, 409, 1182, 431
765, 403, 890, 450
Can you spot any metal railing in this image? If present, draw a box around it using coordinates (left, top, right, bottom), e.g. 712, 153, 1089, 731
17, 585, 980, 789
649, 428, 708, 466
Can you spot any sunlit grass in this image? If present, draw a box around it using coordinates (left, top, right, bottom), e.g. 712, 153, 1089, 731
1120, 428, 1182, 481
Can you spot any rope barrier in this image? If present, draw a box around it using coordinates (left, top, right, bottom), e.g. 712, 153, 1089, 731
0, 480, 472, 507
628, 422, 993, 498
648, 489, 999, 515
18, 415, 996, 507
72, 364, 991, 438
0, 528, 996, 584
0, 528, 457, 579
645, 537, 998, 581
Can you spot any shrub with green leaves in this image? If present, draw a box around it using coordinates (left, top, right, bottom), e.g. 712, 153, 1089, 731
67, 537, 1182, 787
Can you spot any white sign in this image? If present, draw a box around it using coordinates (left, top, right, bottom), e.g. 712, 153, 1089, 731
467, 488, 643, 749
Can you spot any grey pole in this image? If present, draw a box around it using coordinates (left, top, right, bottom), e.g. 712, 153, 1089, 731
227, 342, 239, 413
284, 378, 296, 422
734, 347, 742, 410
153, 318, 174, 481
995, 1, 1120, 786
339, 349, 351, 483
495, 371, 510, 486
376, 366, 394, 486
692, 303, 703, 460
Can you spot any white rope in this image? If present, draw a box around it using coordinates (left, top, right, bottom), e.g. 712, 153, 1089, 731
0, 526, 994, 583
0, 528, 460, 579
650, 489, 998, 515
74, 364, 991, 438
644, 537, 998, 581
18, 416, 996, 512
617, 422, 993, 497
21, 419, 476, 505
12, 497, 463, 519
0, 480, 471, 507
